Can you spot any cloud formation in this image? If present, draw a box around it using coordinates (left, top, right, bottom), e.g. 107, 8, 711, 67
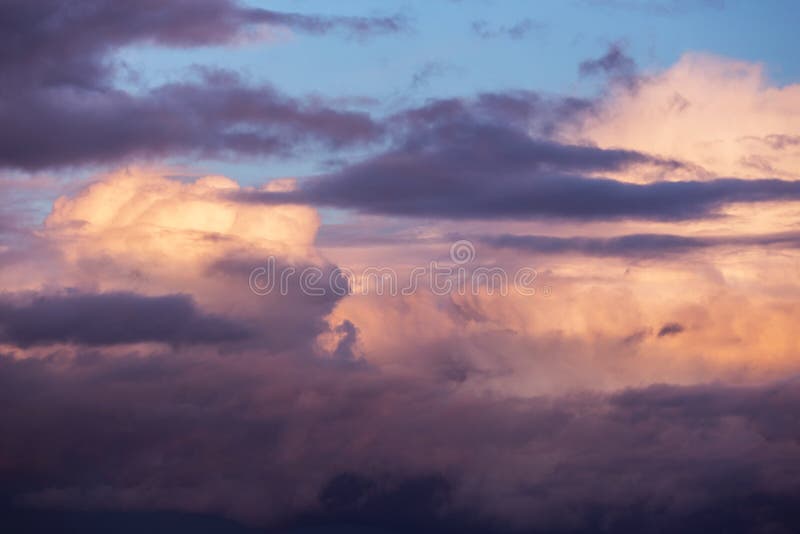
0, 292, 249, 347
0, 69, 382, 170
0, 0, 405, 84
242, 124, 800, 221
1, 3, 799, 533
45, 168, 321, 266
481, 230, 800, 257
0, 0, 399, 170
233, 90, 800, 221
0, 350, 798, 532
35, 169, 343, 353
578, 53, 800, 180
579, 42, 638, 89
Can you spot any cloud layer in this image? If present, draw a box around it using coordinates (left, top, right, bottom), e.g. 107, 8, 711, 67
1, 350, 798, 532
1, 2, 800, 532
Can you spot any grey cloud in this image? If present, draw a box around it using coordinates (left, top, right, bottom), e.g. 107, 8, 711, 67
658, 322, 685, 337
0, 351, 798, 532
480, 230, 800, 257
0, 0, 398, 170
0, 291, 250, 347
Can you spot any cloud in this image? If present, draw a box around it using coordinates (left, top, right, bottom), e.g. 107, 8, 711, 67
45, 168, 321, 266
579, 42, 638, 89
577, 53, 800, 180
231, 91, 800, 221
658, 322, 685, 337
0, 169, 348, 354
0, 0, 405, 86
0, 291, 249, 347
578, 0, 726, 16
331, 319, 361, 361
471, 18, 544, 40
241, 131, 800, 221
0, 69, 382, 170
33, 168, 346, 353
0, 506, 256, 534
314, 472, 456, 531
0, 0, 399, 171
410, 61, 460, 89
0, 349, 798, 531
1, 8, 799, 532
259, 8, 408, 40
391, 91, 593, 137
322, 255, 800, 394
480, 230, 800, 257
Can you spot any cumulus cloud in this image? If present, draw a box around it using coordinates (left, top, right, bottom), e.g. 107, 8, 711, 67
2, 6, 800, 532
0, 169, 344, 353
578, 53, 800, 180
45, 168, 321, 265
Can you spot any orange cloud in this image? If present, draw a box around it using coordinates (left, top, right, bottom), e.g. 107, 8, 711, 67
577, 53, 800, 181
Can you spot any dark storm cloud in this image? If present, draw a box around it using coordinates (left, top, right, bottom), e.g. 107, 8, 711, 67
481, 230, 800, 257
0, 292, 249, 347
0, 350, 798, 532
0, 0, 398, 170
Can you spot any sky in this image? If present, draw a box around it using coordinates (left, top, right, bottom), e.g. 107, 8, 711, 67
1, 1, 800, 533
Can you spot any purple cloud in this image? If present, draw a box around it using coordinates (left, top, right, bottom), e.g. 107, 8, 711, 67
0, 350, 798, 532
0, 292, 249, 347
237, 96, 800, 221
480, 230, 800, 257
0, 0, 400, 170
579, 43, 639, 89
0, 69, 381, 170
